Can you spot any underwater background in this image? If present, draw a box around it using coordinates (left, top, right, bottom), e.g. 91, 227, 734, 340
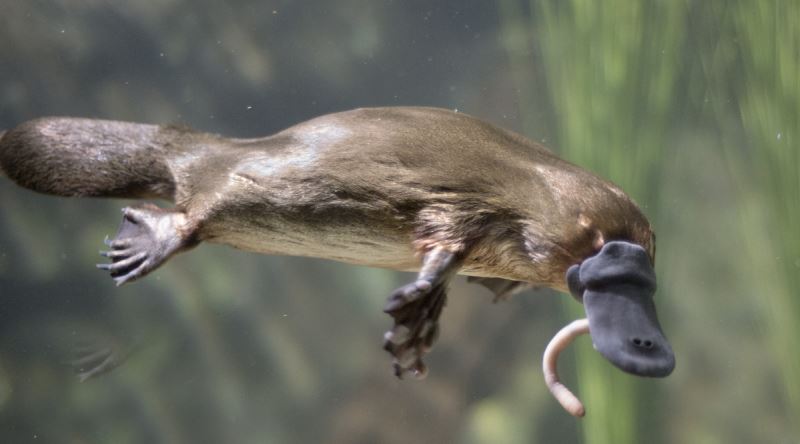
0, 1, 797, 443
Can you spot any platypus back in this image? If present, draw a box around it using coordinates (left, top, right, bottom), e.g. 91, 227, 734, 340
0, 118, 177, 200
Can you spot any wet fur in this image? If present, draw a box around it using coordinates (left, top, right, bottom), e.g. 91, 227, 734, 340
0, 107, 653, 288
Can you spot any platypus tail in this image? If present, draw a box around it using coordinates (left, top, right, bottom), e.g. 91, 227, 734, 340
0, 118, 176, 200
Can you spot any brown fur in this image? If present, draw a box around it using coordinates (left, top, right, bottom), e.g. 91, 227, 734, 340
0, 107, 653, 290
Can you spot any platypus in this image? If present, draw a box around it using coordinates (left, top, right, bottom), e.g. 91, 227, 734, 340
0, 107, 674, 416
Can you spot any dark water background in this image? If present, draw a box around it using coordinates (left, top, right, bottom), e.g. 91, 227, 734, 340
0, 1, 797, 443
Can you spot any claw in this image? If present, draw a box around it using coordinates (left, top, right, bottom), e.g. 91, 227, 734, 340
99, 249, 133, 259
109, 239, 132, 249
106, 252, 147, 272
98, 204, 197, 286
115, 259, 151, 286
114, 272, 136, 287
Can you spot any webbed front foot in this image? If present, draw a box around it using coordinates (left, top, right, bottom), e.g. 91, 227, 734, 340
383, 279, 447, 379
97, 204, 197, 285
382, 247, 461, 379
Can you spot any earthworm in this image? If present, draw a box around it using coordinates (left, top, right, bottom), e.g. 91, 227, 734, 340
542, 318, 590, 417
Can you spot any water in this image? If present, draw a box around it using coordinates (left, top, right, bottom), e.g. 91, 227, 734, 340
0, 1, 796, 443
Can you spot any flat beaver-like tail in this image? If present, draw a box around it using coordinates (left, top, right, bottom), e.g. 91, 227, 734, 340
0, 118, 176, 200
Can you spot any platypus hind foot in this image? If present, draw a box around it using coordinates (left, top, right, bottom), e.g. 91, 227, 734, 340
97, 204, 198, 286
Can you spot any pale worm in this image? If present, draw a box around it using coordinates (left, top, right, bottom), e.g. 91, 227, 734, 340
542, 318, 590, 417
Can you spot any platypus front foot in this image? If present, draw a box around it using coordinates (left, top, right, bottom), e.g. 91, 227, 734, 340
381, 246, 461, 379
383, 279, 447, 379
97, 204, 197, 286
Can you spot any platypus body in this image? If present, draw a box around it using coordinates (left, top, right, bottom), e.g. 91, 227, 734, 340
0, 107, 673, 408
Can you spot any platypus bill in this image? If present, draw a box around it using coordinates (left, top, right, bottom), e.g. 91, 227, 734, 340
0, 107, 674, 416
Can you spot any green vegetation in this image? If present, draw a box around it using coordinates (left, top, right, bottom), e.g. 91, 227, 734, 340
718, 0, 800, 427
501, 1, 685, 443
497, 1, 798, 442
0, 1, 797, 442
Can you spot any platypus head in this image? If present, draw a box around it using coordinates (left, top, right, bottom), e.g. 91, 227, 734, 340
566, 241, 675, 377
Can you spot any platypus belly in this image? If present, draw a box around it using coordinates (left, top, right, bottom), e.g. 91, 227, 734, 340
188, 142, 423, 271
202, 182, 422, 271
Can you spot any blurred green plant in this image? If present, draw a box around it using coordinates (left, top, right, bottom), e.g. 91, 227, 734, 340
500, 1, 686, 443
707, 0, 800, 427
3, 0, 799, 442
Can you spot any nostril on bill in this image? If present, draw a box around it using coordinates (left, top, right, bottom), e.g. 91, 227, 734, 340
631, 337, 655, 349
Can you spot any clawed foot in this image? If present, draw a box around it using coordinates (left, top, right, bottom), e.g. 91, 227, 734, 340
97, 204, 194, 286
383, 279, 447, 379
